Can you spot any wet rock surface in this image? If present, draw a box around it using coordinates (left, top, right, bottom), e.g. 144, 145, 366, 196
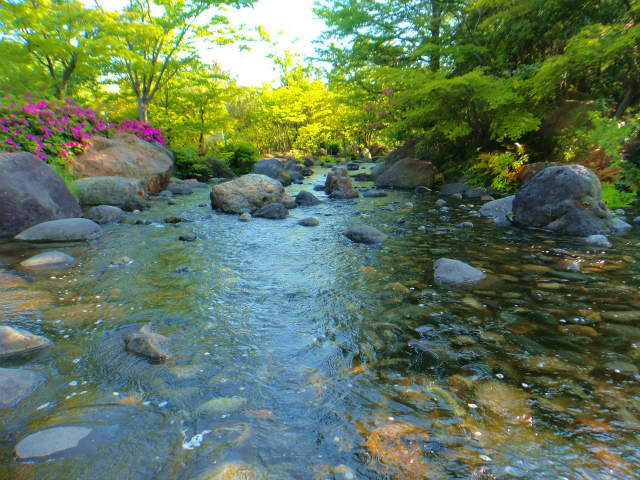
20, 250, 76, 268
0, 325, 52, 359
85, 205, 126, 224
15, 218, 102, 242
125, 324, 170, 363
434, 258, 486, 284
73, 176, 149, 211
344, 225, 388, 244
210, 174, 285, 214
0, 367, 46, 408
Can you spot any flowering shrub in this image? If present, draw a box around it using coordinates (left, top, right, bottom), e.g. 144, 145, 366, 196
115, 119, 166, 146
0, 93, 166, 172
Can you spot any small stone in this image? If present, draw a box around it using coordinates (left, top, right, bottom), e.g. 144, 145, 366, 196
603, 361, 638, 379
586, 234, 611, 248
612, 218, 632, 235
167, 182, 193, 195
0, 326, 52, 360
451, 335, 476, 346
282, 195, 298, 209
238, 213, 252, 222
299, 217, 320, 227
404, 202, 413, 208
295, 190, 322, 206
168, 200, 177, 205
334, 464, 357, 480
434, 258, 486, 284
20, 251, 75, 268
452, 193, 463, 200
197, 396, 247, 415
440, 206, 449, 212
344, 226, 388, 244
15, 426, 93, 460
458, 222, 474, 229
85, 205, 125, 224
164, 217, 182, 224
633, 216, 640, 225
567, 261, 581, 272
179, 233, 197, 242
111, 256, 133, 266
125, 325, 170, 363
414, 186, 430, 194
614, 208, 626, 215
436, 199, 447, 207
0, 367, 46, 408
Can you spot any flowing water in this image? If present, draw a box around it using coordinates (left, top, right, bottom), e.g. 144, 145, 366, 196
2, 166, 640, 479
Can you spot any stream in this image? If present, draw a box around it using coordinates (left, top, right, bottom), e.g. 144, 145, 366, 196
2, 165, 640, 479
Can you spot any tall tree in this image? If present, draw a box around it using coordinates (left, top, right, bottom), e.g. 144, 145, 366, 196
0, 0, 113, 98
112, 0, 253, 122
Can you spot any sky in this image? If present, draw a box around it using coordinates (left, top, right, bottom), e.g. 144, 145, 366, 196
204, 0, 327, 86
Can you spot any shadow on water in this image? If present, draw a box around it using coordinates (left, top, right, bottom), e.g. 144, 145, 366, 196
2, 165, 640, 479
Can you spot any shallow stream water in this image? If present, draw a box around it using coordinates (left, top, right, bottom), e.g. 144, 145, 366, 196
2, 166, 640, 479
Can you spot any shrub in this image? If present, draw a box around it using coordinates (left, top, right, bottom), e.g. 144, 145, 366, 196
601, 182, 636, 209
115, 119, 166, 146
173, 147, 235, 181
466, 148, 529, 194
226, 141, 260, 174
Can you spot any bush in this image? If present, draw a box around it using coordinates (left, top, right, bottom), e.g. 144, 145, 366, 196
115, 119, 166, 146
601, 182, 636, 209
325, 141, 341, 156
173, 147, 236, 181
466, 148, 529, 194
226, 141, 260, 174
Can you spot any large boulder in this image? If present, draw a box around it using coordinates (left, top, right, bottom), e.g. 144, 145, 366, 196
252, 158, 292, 186
70, 133, 173, 194
254, 203, 289, 220
15, 218, 102, 242
0, 152, 82, 238
375, 158, 438, 189
513, 165, 614, 236
210, 174, 285, 214
325, 168, 359, 199
0, 326, 52, 360
73, 176, 148, 211
295, 190, 322, 206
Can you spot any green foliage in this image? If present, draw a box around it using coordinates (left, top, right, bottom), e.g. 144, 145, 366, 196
219, 141, 260, 174
173, 146, 234, 181
601, 182, 637, 208
467, 149, 529, 194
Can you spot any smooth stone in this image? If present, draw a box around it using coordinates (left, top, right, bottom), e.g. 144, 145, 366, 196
414, 186, 431, 194
603, 361, 638, 378
344, 226, 388, 244
282, 195, 298, 209
179, 233, 197, 242
15, 218, 102, 243
125, 325, 170, 363
15, 426, 93, 460
73, 176, 149, 211
614, 208, 626, 215
111, 256, 134, 266
0, 367, 46, 408
458, 222, 474, 229
435, 199, 447, 207
238, 213, 252, 222
20, 251, 75, 268
84, 205, 125, 224
196, 395, 247, 415
452, 193, 463, 200
299, 217, 320, 227
362, 191, 388, 198
295, 190, 322, 206
434, 258, 486, 284
0, 271, 28, 289
194, 461, 265, 480
0, 326, 52, 359
633, 216, 640, 225
167, 182, 193, 195
612, 217, 632, 235
164, 217, 183, 224
585, 234, 611, 248
254, 202, 289, 220
313, 184, 325, 191
479, 195, 514, 219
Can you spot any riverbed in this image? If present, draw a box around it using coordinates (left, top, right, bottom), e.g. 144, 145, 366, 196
2, 166, 640, 479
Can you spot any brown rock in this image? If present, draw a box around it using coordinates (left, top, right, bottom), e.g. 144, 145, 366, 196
210, 174, 285, 214
325, 167, 359, 199
71, 133, 173, 194
375, 157, 438, 189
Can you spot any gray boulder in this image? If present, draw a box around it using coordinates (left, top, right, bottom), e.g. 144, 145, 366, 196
375, 158, 438, 189
73, 176, 148, 211
612, 218, 632, 235
84, 205, 125, 224
513, 165, 614, 236
295, 190, 322, 206
344, 226, 388, 244
325, 168, 359, 199
282, 195, 298, 209
252, 158, 292, 186
0, 367, 46, 408
167, 182, 193, 195
15, 218, 102, 242
480, 196, 514, 219
254, 203, 289, 220
439, 183, 472, 196
20, 251, 75, 268
434, 258, 486, 284
210, 174, 285, 214
0, 326, 52, 359
586, 234, 611, 247
125, 324, 170, 363
0, 152, 82, 238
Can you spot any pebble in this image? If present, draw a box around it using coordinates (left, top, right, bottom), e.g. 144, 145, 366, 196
238, 213, 252, 222
179, 233, 197, 242
458, 222, 474, 229
585, 234, 611, 248
436, 199, 447, 207
299, 217, 320, 227
164, 217, 182, 224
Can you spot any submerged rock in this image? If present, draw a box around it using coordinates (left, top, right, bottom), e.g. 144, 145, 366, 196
253, 202, 288, 220
479, 196, 514, 222
210, 174, 285, 214
299, 217, 320, 227
125, 325, 170, 363
434, 258, 486, 284
585, 234, 611, 248
20, 251, 75, 268
0, 326, 52, 359
612, 217, 632, 235
344, 226, 388, 244
0, 367, 46, 408
194, 461, 265, 480
513, 165, 613, 236
15, 218, 102, 242
14, 426, 93, 460
167, 182, 193, 195
238, 213, 252, 222
196, 395, 247, 415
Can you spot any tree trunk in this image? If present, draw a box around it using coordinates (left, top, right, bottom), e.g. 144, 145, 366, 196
138, 98, 149, 123
429, 1, 442, 72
